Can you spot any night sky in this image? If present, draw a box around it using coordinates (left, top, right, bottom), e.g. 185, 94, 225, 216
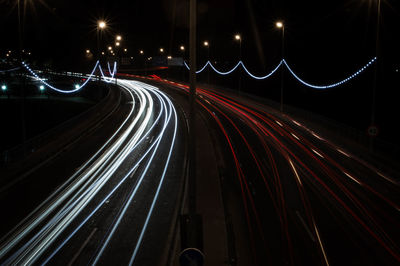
1, 0, 399, 69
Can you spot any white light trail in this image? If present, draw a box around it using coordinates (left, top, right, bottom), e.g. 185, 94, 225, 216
0, 77, 179, 265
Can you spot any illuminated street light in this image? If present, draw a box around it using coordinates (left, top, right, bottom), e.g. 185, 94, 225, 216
203, 41, 209, 47
180, 45, 185, 51
98, 21, 106, 29
160, 48, 164, 53
276, 21, 285, 112
124, 48, 127, 52
108, 46, 112, 50
139, 50, 144, 54
39, 85, 45, 91
101, 51, 105, 55
235, 34, 242, 92
74, 84, 80, 90
86, 49, 90, 54
115, 42, 120, 46
1, 84, 7, 91
116, 35, 122, 41
167, 56, 172, 59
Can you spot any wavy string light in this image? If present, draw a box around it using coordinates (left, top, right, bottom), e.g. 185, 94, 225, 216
185, 57, 377, 89
22, 61, 118, 93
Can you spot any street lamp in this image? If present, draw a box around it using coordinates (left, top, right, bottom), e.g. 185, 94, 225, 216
276, 21, 285, 112
160, 48, 164, 53
98, 21, 106, 29
1, 85, 7, 91
235, 34, 242, 93
139, 50, 144, 54
97, 20, 106, 59
234, 34, 241, 59
116, 35, 122, 41
204, 41, 210, 84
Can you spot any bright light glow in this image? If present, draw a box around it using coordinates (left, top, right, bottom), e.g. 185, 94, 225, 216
124, 48, 127, 52
235, 34, 241, 40
276, 21, 284, 28
140, 50, 144, 54
74, 84, 80, 90
108, 46, 112, 51
167, 56, 172, 60
203, 41, 209, 47
86, 49, 90, 54
39, 85, 45, 91
180, 46, 185, 51
116, 35, 122, 41
1, 85, 6, 91
101, 52, 105, 55
115, 42, 120, 47
160, 48, 164, 53
98, 21, 106, 29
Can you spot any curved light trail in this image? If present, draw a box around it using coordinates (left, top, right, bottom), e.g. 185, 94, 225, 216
0, 78, 180, 265
152, 76, 400, 265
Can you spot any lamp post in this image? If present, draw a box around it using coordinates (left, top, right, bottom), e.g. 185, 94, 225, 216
235, 34, 242, 94
97, 21, 106, 81
97, 21, 106, 59
369, 0, 381, 151
180, 45, 185, 81
203, 41, 210, 84
276, 21, 285, 112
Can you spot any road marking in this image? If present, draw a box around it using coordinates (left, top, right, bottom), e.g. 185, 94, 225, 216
291, 133, 300, 140
376, 171, 399, 186
337, 149, 350, 157
292, 120, 302, 127
296, 211, 315, 242
311, 132, 324, 141
312, 149, 324, 159
344, 171, 361, 185
68, 227, 97, 266
275, 120, 283, 127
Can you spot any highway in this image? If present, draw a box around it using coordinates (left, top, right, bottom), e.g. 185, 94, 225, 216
1, 74, 399, 265
151, 78, 400, 266
0, 80, 186, 265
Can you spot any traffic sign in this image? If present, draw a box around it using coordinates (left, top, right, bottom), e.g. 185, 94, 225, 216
367, 125, 379, 137
179, 248, 204, 266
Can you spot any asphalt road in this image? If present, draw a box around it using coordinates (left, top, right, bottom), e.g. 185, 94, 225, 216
0, 79, 186, 265
151, 77, 400, 266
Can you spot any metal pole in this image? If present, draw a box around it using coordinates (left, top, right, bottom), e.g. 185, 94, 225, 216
280, 26, 285, 113
189, 0, 197, 214
179, 1, 204, 264
18, 0, 27, 156
369, 0, 381, 152
239, 39, 242, 94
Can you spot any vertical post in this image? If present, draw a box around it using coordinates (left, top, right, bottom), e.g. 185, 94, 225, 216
189, 0, 197, 215
207, 46, 210, 85
238, 38, 242, 94
179, 0, 204, 264
369, 0, 381, 152
280, 25, 285, 113
18, 0, 27, 156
